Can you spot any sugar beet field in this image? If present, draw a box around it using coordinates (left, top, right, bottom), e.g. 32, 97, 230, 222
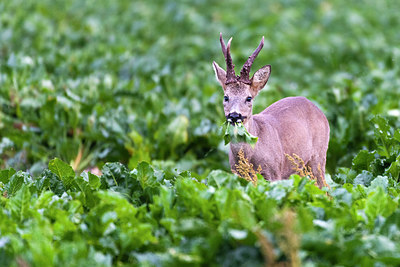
1, 0, 400, 266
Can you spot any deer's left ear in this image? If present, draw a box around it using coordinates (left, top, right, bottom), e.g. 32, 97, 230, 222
250, 65, 271, 96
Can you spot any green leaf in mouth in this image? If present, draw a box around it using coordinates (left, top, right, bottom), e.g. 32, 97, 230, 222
222, 121, 258, 147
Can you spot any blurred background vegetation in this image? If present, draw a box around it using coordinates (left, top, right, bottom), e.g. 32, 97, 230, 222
1, 0, 400, 177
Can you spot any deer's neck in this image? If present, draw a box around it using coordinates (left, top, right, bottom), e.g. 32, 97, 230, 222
244, 115, 255, 133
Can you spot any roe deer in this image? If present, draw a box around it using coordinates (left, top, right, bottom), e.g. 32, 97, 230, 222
213, 34, 330, 187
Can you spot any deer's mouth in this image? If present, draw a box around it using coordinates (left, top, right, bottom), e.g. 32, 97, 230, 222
226, 113, 247, 124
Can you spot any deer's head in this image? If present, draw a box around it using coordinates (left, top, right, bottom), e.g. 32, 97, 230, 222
213, 33, 271, 124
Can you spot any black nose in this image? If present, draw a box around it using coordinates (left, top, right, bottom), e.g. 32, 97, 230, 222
227, 112, 243, 123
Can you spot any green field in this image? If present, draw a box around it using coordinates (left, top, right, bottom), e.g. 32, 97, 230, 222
1, 0, 400, 266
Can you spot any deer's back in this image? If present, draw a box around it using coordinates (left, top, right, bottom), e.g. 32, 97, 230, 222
258, 96, 328, 132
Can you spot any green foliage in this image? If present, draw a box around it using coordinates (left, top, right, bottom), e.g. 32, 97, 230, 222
1, 0, 400, 265
2, 0, 400, 174
222, 122, 258, 147
334, 116, 400, 185
1, 159, 400, 266
48, 158, 75, 189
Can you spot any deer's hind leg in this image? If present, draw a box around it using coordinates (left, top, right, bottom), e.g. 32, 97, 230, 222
307, 154, 328, 188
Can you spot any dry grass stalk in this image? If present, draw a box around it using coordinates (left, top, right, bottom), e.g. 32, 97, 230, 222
233, 147, 262, 185
285, 153, 315, 181
285, 153, 329, 188
317, 163, 330, 188
255, 210, 301, 267
254, 229, 277, 267
16, 257, 30, 267
71, 145, 83, 171
276, 210, 301, 267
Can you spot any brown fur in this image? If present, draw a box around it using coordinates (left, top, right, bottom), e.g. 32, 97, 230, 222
213, 59, 329, 184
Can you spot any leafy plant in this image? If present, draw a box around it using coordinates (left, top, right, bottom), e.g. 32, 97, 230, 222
222, 122, 258, 147
1, 0, 400, 265
1, 158, 400, 266
334, 116, 400, 185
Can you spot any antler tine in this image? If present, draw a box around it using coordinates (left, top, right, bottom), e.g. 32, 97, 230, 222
239, 36, 264, 84
219, 33, 237, 84
219, 33, 226, 57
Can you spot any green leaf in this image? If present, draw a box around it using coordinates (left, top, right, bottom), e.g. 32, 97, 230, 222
5, 171, 33, 196
394, 129, 400, 142
331, 188, 353, 206
222, 122, 258, 147
0, 168, 16, 184
72, 176, 98, 208
380, 210, 400, 238
266, 179, 294, 202
35, 172, 51, 193
37, 169, 66, 196
235, 200, 257, 229
371, 116, 394, 158
368, 176, 389, 193
101, 162, 130, 188
167, 115, 189, 148
48, 158, 75, 188
136, 162, 157, 188
88, 172, 101, 190
384, 155, 400, 180
7, 184, 32, 222
207, 170, 241, 189
352, 150, 375, 172
80, 171, 101, 190
353, 170, 374, 186
365, 187, 397, 224
23, 222, 55, 266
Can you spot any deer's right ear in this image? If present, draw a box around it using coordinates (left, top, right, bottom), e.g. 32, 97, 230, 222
250, 65, 271, 96
212, 61, 227, 89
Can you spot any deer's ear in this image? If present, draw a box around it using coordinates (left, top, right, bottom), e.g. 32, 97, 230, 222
212, 61, 227, 89
250, 65, 271, 96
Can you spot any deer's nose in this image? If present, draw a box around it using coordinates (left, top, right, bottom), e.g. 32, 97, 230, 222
227, 112, 243, 123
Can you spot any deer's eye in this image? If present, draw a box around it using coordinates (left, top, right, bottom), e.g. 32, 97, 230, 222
224, 96, 229, 102
246, 96, 252, 102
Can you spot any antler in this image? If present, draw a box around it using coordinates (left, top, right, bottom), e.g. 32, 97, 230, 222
239, 36, 264, 84
219, 33, 237, 84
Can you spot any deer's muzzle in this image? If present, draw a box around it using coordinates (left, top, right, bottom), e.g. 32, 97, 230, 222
227, 112, 245, 124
